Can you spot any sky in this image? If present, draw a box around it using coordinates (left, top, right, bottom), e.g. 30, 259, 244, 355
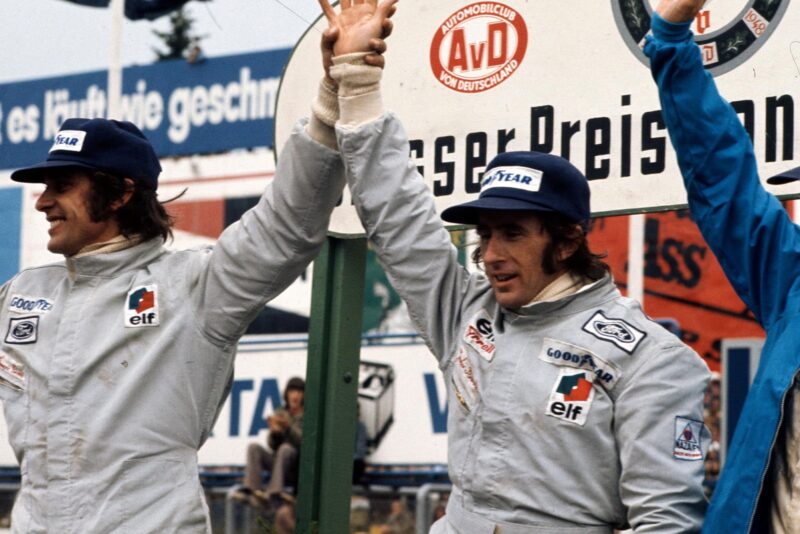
0, 0, 324, 84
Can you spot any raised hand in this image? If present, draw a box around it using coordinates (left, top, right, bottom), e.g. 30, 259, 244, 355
655, 0, 706, 23
318, 0, 398, 58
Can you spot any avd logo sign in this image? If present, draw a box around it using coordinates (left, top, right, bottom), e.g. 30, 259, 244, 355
429, 2, 527, 93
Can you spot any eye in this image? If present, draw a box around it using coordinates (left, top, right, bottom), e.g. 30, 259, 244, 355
503, 228, 524, 240
475, 227, 490, 241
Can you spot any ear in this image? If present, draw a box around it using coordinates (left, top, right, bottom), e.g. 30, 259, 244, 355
556, 225, 583, 262
110, 178, 135, 211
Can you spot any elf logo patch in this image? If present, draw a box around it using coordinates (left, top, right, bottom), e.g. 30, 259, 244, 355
429, 2, 528, 93
582, 311, 645, 354
546, 368, 595, 426
674, 416, 704, 461
5, 316, 39, 344
125, 285, 159, 328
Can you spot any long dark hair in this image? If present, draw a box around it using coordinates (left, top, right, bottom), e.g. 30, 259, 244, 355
471, 214, 609, 281
87, 171, 174, 242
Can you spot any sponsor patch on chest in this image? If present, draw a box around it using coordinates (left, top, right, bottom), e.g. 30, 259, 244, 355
673, 416, 704, 461
0, 350, 25, 391
462, 310, 495, 362
582, 311, 645, 354
538, 338, 621, 390
125, 285, 159, 328
8, 294, 54, 315
450, 347, 480, 413
546, 367, 595, 426
4, 316, 38, 344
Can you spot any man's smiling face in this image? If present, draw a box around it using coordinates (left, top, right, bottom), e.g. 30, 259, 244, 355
35, 171, 121, 257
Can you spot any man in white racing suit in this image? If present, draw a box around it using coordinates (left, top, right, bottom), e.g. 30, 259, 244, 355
319, 3, 711, 530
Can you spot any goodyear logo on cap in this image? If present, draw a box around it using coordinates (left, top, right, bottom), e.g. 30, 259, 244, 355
50, 130, 86, 153
481, 166, 542, 193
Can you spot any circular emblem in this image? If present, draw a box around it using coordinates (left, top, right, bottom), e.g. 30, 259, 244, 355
429, 2, 528, 93
612, 0, 789, 76
12, 321, 35, 340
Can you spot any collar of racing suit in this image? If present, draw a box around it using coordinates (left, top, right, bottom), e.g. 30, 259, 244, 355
65, 236, 164, 281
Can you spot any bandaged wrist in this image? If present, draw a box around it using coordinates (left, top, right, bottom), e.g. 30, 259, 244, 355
306, 77, 339, 149
330, 52, 383, 129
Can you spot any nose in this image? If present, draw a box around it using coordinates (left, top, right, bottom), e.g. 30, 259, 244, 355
481, 236, 504, 265
35, 186, 54, 212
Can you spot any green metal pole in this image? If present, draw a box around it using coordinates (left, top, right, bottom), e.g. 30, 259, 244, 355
297, 236, 367, 533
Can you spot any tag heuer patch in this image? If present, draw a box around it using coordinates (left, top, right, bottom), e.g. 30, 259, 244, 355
463, 309, 496, 362
582, 311, 645, 354
125, 285, 159, 328
5, 316, 39, 344
546, 368, 595, 426
674, 416, 704, 461
538, 338, 621, 390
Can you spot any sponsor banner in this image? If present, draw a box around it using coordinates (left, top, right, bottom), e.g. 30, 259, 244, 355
276, 0, 800, 236
0, 48, 291, 170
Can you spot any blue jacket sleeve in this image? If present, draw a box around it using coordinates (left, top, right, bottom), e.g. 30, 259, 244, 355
645, 14, 800, 329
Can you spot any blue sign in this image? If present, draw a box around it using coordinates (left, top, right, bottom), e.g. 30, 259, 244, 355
0, 188, 22, 282
0, 48, 291, 171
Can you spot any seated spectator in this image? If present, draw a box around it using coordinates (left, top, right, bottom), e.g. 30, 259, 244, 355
234, 377, 305, 509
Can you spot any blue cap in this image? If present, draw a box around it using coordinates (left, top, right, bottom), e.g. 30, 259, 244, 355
767, 166, 800, 185
11, 118, 161, 190
441, 151, 590, 225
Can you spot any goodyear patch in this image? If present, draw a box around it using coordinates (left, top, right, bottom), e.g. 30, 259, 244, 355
582, 311, 645, 354
5, 316, 38, 345
462, 309, 495, 362
674, 416, 704, 461
545, 367, 595, 426
538, 338, 621, 390
50, 130, 86, 152
9, 294, 54, 315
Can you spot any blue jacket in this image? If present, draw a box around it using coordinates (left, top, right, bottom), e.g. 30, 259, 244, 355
645, 14, 800, 532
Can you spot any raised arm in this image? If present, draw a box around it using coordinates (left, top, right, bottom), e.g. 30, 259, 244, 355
645, 1, 800, 328
323, 1, 475, 362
